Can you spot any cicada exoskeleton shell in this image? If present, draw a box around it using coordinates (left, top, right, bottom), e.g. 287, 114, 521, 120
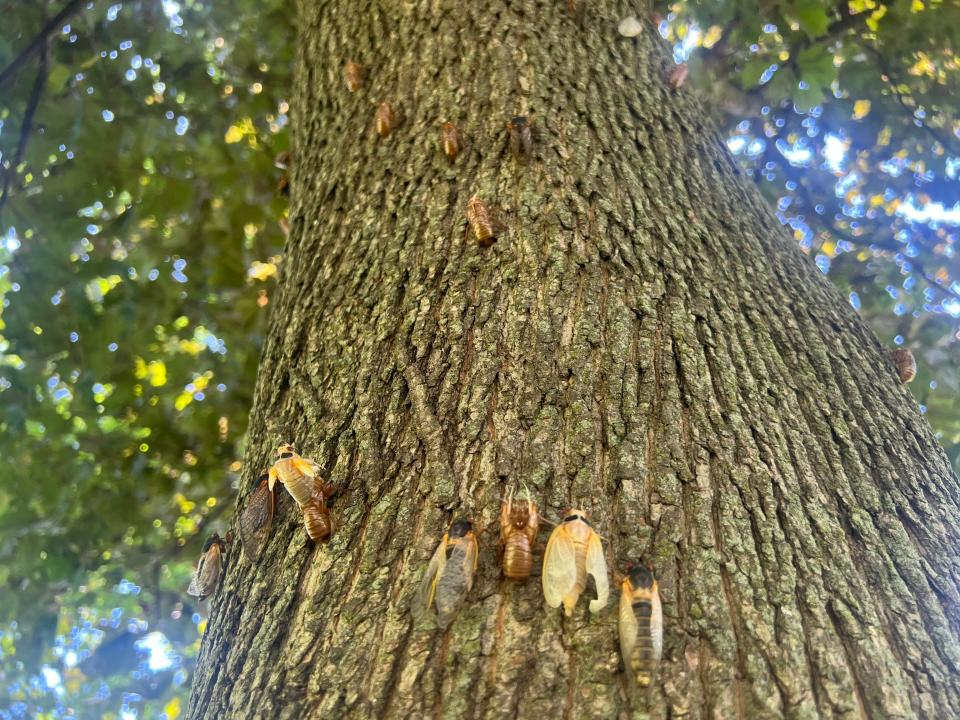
467, 195, 496, 248
890, 347, 917, 384
269, 444, 337, 541
499, 488, 539, 580
345, 61, 364, 92
302, 479, 336, 542
376, 101, 397, 137
669, 63, 689, 90
440, 121, 461, 162
187, 533, 227, 600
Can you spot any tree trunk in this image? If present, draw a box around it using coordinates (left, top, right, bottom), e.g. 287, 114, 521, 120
186, 1, 960, 718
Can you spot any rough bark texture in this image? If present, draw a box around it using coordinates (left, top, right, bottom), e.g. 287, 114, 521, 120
187, 1, 960, 718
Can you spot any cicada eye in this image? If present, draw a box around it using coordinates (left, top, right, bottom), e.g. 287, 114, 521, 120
449, 519, 472, 538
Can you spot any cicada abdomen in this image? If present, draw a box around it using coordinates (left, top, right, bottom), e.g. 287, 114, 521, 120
619, 562, 663, 688
499, 488, 539, 580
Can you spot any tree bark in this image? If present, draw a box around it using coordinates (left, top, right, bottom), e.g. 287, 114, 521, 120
186, 1, 960, 718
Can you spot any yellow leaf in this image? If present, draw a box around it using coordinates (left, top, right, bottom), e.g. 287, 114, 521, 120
248, 261, 277, 281
911, 0, 924, 11
164, 698, 181, 720
224, 124, 245, 144
852, 99, 871, 120
821, 241, 837, 258
178, 339, 204, 355
174, 391, 193, 411
702, 25, 723, 49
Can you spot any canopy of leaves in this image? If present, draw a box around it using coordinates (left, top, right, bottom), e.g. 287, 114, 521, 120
0, 0, 291, 716
0, 0, 956, 717
667, 0, 960, 463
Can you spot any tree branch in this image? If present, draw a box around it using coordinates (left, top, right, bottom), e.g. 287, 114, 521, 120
0, 38, 49, 221
0, 0, 84, 89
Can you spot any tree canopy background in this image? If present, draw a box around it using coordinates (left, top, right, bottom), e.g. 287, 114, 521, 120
0, 0, 956, 717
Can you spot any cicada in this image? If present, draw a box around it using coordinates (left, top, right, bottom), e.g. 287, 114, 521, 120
414, 518, 479, 629
542, 509, 609, 615
499, 487, 539, 580
269, 444, 336, 542
345, 61, 364, 92
440, 121, 462, 162
619, 561, 663, 687
668, 63, 689, 90
187, 533, 228, 600
506, 116, 532, 160
239, 471, 275, 561
466, 195, 497, 248
890, 347, 917, 384
376, 101, 397, 137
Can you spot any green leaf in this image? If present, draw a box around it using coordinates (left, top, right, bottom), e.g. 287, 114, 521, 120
742, 58, 773, 88
791, 0, 831, 37
797, 44, 837, 89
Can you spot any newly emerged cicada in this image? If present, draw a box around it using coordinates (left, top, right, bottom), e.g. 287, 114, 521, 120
414, 518, 479, 629
344, 61, 364, 92
542, 509, 609, 615
506, 116, 532, 160
890, 347, 917, 384
440, 121, 462, 162
376, 101, 397, 137
499, 487, 539, 580
239, 471, 275, 561
467, 195, 497, 248
619, 561, 663, 688
187, 533, 228, 600
269, 444, 336, 542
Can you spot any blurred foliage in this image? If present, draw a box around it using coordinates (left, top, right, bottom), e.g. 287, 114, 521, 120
0, 0, 957, 717
0, 0, 291, 716
667, 0, 960, 466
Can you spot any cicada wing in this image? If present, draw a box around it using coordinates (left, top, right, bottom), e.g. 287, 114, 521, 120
434, 535, 477, 629
239, 479, 275, 561
292, 456, 318, 477
542, 525, 578, 609
585, 530, 610, 612
413, 537, 447, 619
650, 583, 663, 660
619, 581, 639, 680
